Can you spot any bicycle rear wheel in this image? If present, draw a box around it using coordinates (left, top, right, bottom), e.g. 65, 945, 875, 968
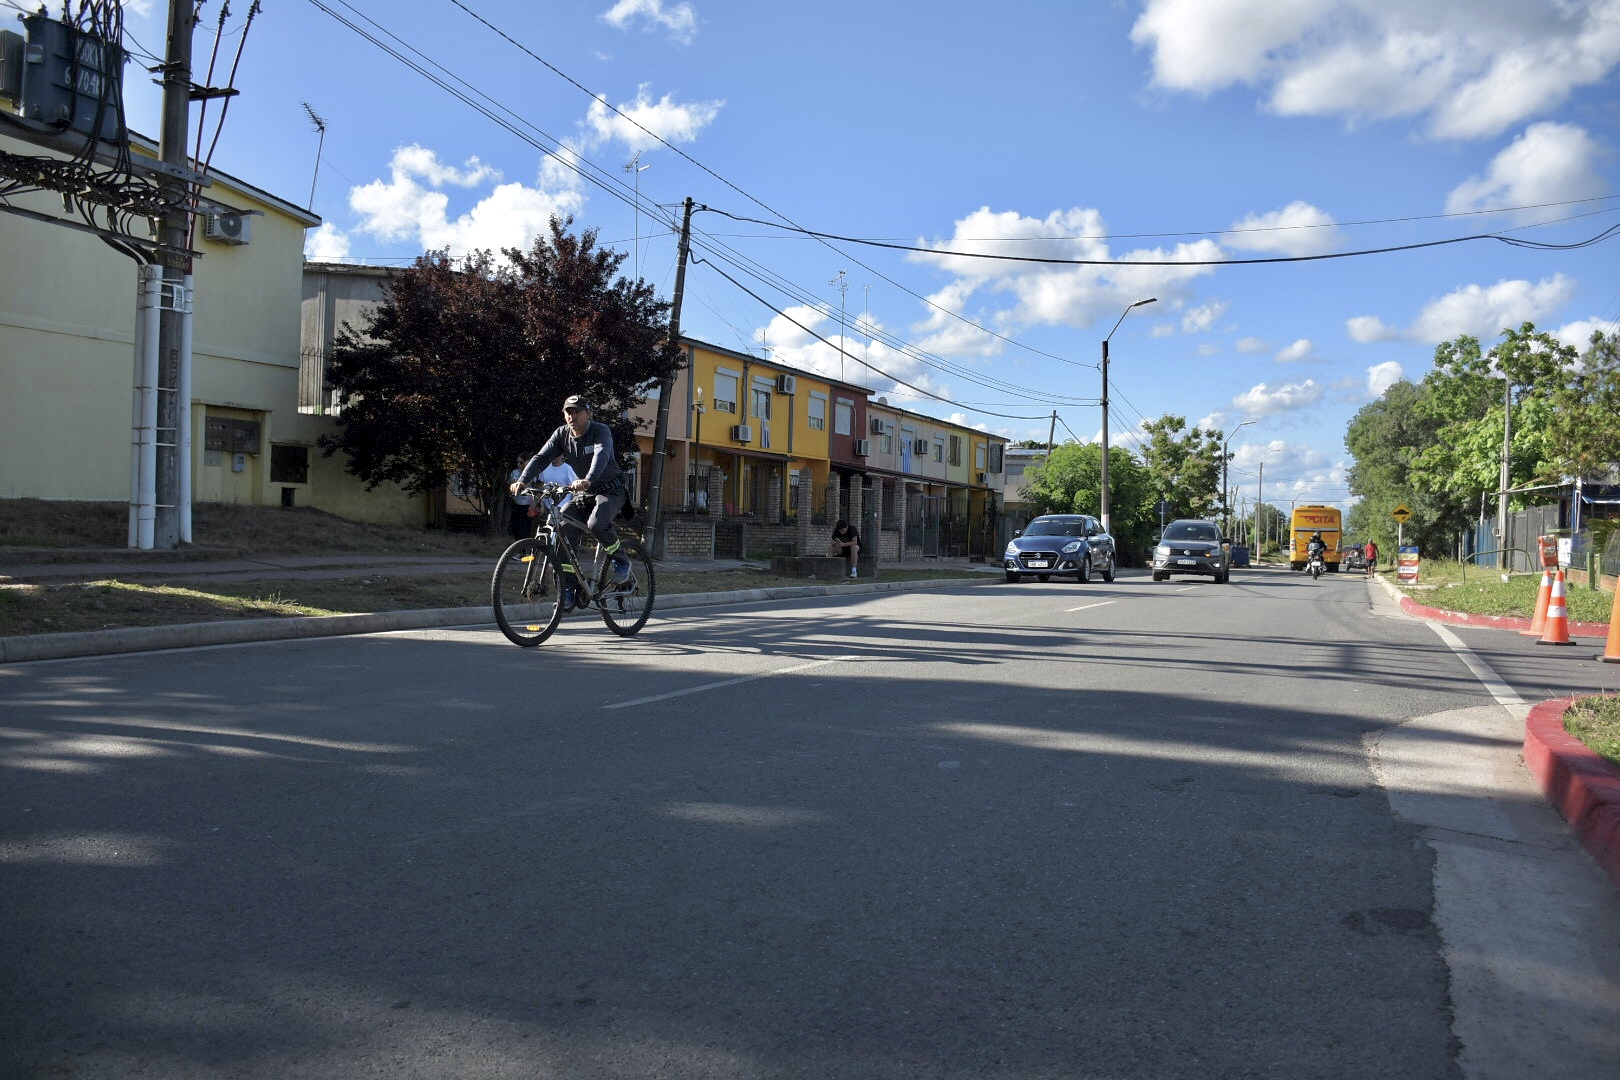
595, 537, 656, 636
492, 538, 564, 646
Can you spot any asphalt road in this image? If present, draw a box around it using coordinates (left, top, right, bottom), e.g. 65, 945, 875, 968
3, 568, 1618, 1079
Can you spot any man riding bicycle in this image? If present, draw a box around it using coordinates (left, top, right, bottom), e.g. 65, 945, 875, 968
510, 395, 631, 606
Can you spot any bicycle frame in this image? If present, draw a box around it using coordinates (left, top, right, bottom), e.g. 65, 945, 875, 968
526, 484, 615, 607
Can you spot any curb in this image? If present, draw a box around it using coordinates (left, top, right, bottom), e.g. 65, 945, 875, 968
1523, 697, 1620, 894
0, 574, 997, 663
1394, 594, 1609, 638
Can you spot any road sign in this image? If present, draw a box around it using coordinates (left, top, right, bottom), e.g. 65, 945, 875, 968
1391, 505, 1412, 523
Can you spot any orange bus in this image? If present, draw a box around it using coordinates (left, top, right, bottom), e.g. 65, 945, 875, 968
1289, 504, 1342, 572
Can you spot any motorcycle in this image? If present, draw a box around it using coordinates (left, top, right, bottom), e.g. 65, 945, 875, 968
1307, 551, 1326, 579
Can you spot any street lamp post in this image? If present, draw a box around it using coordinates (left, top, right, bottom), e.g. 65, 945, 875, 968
1221, 419, 1255, 537
1100, 297, 1157, 536
691, 387, 705, 510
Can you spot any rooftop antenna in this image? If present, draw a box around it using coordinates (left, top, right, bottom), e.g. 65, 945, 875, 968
624, 151, 651, 279
301, 102, 327, 210
829, 270, 847, 381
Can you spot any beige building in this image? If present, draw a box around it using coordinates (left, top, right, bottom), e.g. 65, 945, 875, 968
0, 128, 425, 527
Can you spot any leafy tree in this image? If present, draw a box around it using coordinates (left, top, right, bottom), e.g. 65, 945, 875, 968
1545, 330, 1620, 479
1343, 378, 1466, 556
321, 217, 679, 520
1138, 415, 1223, 522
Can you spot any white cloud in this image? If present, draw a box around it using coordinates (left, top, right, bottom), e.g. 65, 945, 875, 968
910, 205, 1221, 340
1235, 336, 1270, 354
1367, 361, 1404, 396
583, 86, 723, 153
1130, 0, 1620, 140
1407, 274, 1578, 343
1233, 378, 1324, 416
1197, 343, 1220, 357
348, 145, 585, 257
304, 223, 350, 261
1445, 122, 1609, 221
599, 0, 698, 44
1226, 201, 1342, 256
1275, 338, 1313, 363
1552, 318, 1615, 352
1182, 301, 1227, 332
1346, 315, 1399, 343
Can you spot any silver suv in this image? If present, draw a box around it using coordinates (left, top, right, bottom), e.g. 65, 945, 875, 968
1151, 519, 1231, 583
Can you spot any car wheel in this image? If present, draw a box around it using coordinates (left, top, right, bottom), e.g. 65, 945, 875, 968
1101, 554, 1115, 583
1076, 557, 1091, 584
1004, 571, 1021, 583
1152, 571, 1167, 582
1037, 574, 1051, 582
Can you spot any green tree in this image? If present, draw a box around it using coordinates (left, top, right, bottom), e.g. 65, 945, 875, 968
1138, 415, 1223, 522
1545, 330, 1620, 479
1343, 378, 1466, 556
321, 217, 679, 519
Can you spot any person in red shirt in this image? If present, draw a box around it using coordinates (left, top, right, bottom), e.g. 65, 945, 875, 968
1364, 539, 1379, 576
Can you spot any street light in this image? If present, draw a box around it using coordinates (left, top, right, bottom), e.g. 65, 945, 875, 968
1221, 418, 1255, 537
1100, 297, 1157, 535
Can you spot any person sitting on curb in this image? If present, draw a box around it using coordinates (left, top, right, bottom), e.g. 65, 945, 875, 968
828, 519, 862, 578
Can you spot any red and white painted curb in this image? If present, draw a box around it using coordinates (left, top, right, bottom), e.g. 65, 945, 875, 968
1523, 698, 1620, 893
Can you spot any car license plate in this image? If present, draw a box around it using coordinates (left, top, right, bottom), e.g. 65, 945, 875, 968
1177, 558, 1198, 566
1026, 559, 1051, 568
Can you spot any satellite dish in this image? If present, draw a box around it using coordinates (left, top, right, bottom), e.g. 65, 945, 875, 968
876, 396, 888, 405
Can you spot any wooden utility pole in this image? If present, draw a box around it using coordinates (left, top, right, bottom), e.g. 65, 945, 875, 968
642, 197, 694, 559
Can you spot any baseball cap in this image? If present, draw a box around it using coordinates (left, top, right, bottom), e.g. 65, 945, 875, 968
563, 395, 591, 412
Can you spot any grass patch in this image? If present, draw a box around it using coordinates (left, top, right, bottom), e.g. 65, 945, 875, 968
1564, 695, 1620, 770
1, 566, 989, 636
1389, 561, 1614, 624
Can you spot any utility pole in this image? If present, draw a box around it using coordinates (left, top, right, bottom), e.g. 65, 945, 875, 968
643, 196, 694, 559
830, 270, 847, 382
1046, 411, 1057, 457
1498, 377, 1512, 571
153, 0, 196, 549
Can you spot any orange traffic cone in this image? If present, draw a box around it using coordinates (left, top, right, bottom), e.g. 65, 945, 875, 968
1537, 570, 1574, 646
1521, 569, 1553, 636
1601, 577, 1620, 664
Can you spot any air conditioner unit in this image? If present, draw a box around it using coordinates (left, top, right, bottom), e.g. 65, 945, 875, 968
204, 211, 251, 245
853, 439, 871, 457
731, 424, 753, 443
869, 417, 884, 435
912, 439, 928, 454
976, 472, 986, 484
776, 374, 796, 394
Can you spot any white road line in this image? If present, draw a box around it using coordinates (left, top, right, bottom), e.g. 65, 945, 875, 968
1427, 623, 1524, 707
1064, 601, 1117, 613
603, 655, 858, 710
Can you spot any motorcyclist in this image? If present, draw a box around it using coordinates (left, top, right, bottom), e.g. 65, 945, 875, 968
1306, 532, 1326, 575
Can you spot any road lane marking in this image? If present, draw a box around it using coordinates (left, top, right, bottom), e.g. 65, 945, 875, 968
603, 655, 858, 710
1064, 601, 1117, 613
1427, 623, 1523, 707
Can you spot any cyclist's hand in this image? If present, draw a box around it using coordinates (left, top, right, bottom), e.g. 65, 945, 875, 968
509, 482, 521, 496
569, 479, 590, 493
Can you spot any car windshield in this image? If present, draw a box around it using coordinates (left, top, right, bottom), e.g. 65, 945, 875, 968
1025, 519, 1086, 538
1163, 522, 1219, 542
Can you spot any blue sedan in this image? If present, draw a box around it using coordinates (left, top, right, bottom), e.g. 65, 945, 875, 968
1004, 514, 1116, 584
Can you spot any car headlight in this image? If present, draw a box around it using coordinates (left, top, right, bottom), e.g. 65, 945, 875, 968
1061, 541, 1083, 554
1154, 545, 1170, 557
1004, 545, 1018, 557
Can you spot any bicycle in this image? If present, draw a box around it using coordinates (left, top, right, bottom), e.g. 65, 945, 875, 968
491, 482, 656, 646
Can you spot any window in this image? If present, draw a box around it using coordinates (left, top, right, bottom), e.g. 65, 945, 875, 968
752, 383, 773, 421
976, 443, 987, 470
834, 399, 853, 436
713, 371, 739, 413
270, 444, 309, 484
949, 435, 962, 467
808, 394, 827, 431
933, 439, 944, 463
879, 424, 892, 454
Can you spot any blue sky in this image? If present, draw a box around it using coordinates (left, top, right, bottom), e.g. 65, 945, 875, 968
56, 0, 1620, 516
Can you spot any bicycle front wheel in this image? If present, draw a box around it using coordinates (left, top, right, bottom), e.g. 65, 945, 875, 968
595, 537, 656, 637
492, 538, 564, 646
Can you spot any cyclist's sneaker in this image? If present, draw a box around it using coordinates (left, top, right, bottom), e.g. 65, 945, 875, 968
561, 585, 575, 610
611, 553, 633, 583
